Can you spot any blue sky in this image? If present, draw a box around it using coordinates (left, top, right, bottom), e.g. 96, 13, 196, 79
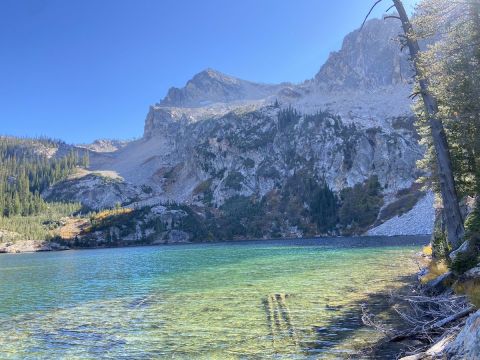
0, 0, 417, 143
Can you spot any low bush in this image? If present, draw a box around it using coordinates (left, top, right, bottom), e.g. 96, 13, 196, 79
450, 234, 480, 274
224, 171, 244, 191
450, 204, 480, 274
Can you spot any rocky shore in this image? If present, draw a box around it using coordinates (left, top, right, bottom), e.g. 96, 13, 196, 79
0, 237, 192, 254
399, 308, 480, 359
397, 296, 480, 359
0, 240, 69, 254
364, 261, 480, 359
367, 192, 436, 237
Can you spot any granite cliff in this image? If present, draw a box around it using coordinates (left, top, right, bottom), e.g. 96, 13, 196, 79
43, 18, 434, 243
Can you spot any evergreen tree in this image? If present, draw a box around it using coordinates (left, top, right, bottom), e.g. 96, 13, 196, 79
0, 137, 86, 217
414, 0, 480, 198
310, 181, 338, 233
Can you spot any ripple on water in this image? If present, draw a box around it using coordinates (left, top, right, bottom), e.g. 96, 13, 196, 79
0, 237, 427, 359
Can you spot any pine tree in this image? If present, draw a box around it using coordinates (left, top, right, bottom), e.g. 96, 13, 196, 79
364, 0, 467, 249
413, 0, 480, 197
0, 137, 86, 217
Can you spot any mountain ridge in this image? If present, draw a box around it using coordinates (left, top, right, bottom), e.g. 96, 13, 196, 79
2, 17, 435, 245
159, 68, 286, 108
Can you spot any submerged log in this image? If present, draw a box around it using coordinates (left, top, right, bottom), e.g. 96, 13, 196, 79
262, 294, 277, 344
262, 293, 298, 348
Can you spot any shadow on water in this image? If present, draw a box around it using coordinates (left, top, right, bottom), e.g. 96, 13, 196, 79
32, 325, 127, 356
301, 274, 417, 359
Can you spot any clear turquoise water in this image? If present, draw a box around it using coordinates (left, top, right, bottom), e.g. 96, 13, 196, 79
0, 237, 427, 359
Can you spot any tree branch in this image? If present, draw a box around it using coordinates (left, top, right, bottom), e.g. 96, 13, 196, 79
361, 0, 387, 30
384, 15, 401, 21
389, 306, 475, 342
385, 4, 396, 12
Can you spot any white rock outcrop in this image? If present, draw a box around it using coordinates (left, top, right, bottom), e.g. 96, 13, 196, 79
367, 192, 436, 236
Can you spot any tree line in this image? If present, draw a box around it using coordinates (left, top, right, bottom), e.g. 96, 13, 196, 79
0, 137, 89, 217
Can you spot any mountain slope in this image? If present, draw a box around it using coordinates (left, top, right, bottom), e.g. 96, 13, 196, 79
44, 17, 434, 240
160, 68, 285, 107
315, 18, 412, 90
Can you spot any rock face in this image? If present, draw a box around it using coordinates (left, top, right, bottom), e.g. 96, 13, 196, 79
315, 18, 412, 90
43, 173, 142, 211
0, 240, 68, 253
134, 105, 421, 206
69, 204, 196, 248
47, 18, 434, 238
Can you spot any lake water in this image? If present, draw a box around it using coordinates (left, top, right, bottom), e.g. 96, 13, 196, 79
0, 237, 428, 359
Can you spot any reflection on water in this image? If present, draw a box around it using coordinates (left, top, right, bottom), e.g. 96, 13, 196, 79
0, 236, 428, 359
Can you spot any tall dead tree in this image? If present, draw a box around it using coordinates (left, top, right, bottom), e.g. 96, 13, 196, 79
363, 0, 465, 250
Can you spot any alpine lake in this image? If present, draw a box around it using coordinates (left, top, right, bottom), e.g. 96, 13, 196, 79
0, 236, 428, 359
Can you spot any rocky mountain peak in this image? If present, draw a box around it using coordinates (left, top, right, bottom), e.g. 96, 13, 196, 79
314, 18, 412, 90
80, 139, 129, 153
54, 17, 432, 240
159, 68, 282, 108
193, 68, 241, 84
144, 18, 417, 139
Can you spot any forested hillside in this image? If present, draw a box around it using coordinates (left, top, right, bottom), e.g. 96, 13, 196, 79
0, 137, 88, 216
0, 137, 88, 242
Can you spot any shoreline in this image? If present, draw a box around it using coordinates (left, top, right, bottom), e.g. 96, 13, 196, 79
359, 252, 480, 359
0, 234, 431, 255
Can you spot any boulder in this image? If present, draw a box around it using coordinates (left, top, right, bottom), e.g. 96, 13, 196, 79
399, 333, 456, 360
464, 266, 480, 281
449, 240, 470, 263
446, 310, 480, 359
423, 271, 455, 296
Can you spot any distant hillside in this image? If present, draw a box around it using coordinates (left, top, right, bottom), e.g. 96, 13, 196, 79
0, 137, 88, 217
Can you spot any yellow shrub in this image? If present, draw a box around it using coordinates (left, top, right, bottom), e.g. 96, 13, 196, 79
420, 260, 449, 284
422, 245, 433, 256
93, 208, 133, 221
454, 280, 480, 308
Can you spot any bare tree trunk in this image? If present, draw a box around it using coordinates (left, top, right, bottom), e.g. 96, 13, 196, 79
471, 0, 480, 194
393, 0, 465, 249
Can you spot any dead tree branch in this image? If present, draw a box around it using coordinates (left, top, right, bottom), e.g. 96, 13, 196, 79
361, 0, 386, 29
